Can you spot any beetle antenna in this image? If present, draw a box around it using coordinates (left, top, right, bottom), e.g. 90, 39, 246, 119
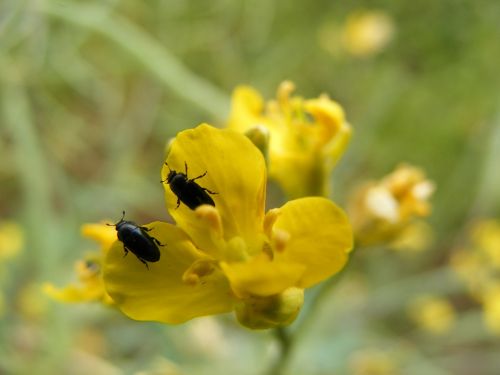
107, 211, 126, 227
164, 162, 172, 172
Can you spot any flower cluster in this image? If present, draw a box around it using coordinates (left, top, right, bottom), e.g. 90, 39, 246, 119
451, 219, 500, 334
103, 125, 353, 328
348, 163, 435, 248
46, 82, 438, 331
407, 294, 455, 335
228, 81, 352, 199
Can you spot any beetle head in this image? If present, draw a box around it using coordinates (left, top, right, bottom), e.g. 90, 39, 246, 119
164, 163, 179, 183
107, 211, 126, 229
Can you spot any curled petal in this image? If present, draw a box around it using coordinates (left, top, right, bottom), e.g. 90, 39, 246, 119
103, 221, 234, 324
273, 197, 353, 288
227, 86, 266, 133
81, 223, 117, 252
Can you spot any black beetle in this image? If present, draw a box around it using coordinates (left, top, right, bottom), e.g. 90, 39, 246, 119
162, 162, 217, 210
107, 211, 163, 269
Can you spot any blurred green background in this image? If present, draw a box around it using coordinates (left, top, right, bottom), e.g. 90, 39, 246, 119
1, 1, 500, 374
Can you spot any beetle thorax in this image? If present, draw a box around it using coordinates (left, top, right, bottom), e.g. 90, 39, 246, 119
167, 170, 182, 184
169, 172, 188, 187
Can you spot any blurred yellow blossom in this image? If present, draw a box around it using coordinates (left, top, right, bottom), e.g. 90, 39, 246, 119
349, 348, 400, 375
471, 219, 500, 268
349, 163, 435, 247
318, 10, 395, 58
104, 125, 353, 329
227, 81, 352, 199
44, 223, 116, 305
0, 220, 24, 261
342, 10, 395, 57
389, 221, 434, 253
451, 219, 500, 297
408, 295, 455, 335
482, 284, 500, 335
18, 283, 48, 321
451, 219, 500, 334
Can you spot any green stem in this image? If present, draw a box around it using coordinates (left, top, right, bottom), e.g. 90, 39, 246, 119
39, 2, 230, 119
266, 327, 293, 375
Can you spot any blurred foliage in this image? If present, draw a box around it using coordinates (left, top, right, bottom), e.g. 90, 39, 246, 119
1, 0, 499, 374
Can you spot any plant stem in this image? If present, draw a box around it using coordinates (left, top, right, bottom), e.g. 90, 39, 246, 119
266, 327, 293, 375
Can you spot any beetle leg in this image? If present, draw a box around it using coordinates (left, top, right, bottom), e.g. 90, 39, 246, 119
153, 237, 165, 247
139, 258, 149, 270
176, 197, 180, 209
123, 248, 129, 258
184, 161, 188, 176
203, 187, 218, 195
140, 226, 152, 232
191, 171, 208, 181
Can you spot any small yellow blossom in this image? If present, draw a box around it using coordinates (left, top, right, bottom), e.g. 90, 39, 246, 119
482, 284, 500, 335
450, 219, 500, 334
44, 223, 116, 305
349, 163, 435, 247
342, 10, 395, 57
349, 348, 399, 375
103, 125, 353, 329
389, 221, 434, 253
471, 219, 500, 268
408, 295, 455, 335
18, 283, 48, 321
227, 81, 352, 199
0, 220, 24, 261
318, 10, 395, 58
451, 219, 500, 299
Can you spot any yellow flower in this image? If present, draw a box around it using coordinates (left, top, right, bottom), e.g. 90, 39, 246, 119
44, 223, 115, 304
482, 284, 500, 335
318, 10, 395, 59
349, 348, 400, 375
471, 219, 500, 268
0, 220, 24, 261
408, 295, 455, 335
450, 219, 500, 334
227, 81, 352, 199
451, 219, 500, 299
388, 221, 434, 253
341, 10, 395, 57
103, 124, 353, 329
348, 164, 435, 247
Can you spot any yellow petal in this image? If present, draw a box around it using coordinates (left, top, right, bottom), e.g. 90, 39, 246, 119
272, 197, 353, 288
81, 223, 117, 252
43, 282, 107, 303
220, 256, 306, 297
43, 254, 113, 305
227, 86, 265, 133
0, 221, 24, 260
162, 124, 266, 254
103, 221, 234, 324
